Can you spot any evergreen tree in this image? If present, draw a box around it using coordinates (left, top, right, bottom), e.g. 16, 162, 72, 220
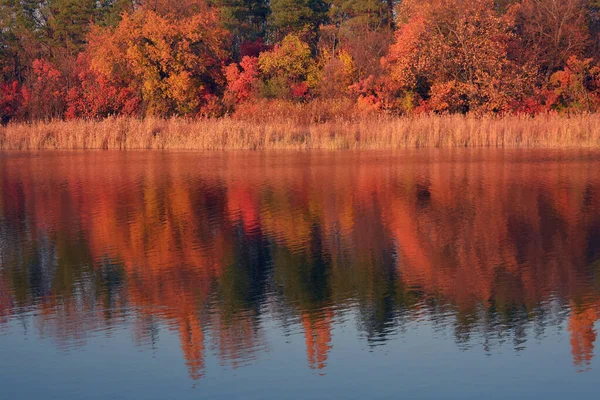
212, 0, 271, 57
46, 0, 96, 56
95, 0, 136, 27
328, 0, 394, 32
0, 0, 45, 81
269, 0, 329, 41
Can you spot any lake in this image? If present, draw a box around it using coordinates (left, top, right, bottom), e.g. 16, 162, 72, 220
1, 150, 600, 399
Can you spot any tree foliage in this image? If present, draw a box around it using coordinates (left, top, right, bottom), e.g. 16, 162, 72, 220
3, 0, 600, 122
515, 0, 589, 80
224, 56, 260, 105
258, 34, 317, 99
384, 0, 530, 113
269, 0, 329, 40
212, 0, 270, 56
87, 5, 229, 116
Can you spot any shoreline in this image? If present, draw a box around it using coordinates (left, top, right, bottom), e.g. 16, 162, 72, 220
1, 114, 600, 150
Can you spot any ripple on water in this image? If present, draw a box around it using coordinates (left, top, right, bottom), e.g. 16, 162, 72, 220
1, 149, 600, 391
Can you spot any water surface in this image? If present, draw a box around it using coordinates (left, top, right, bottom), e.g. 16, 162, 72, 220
1, 150, 600, 399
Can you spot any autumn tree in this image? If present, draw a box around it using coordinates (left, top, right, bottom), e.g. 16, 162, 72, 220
0, 0, 135, 85
547, 56, 600, 112
514, 0, 589, 81
25, 58, 66, 120
384, 0, 530, 113
316, 49, 356, 98
2, 0, 600, 119
320, 0, 396, 80
0, 0, 133, 62
224, 56, 260, 106
0, 81, 29, 123
65, 53, 139, 119
588, 1, 600, 60
87, 4, 229, 117
258, 34, 317, 99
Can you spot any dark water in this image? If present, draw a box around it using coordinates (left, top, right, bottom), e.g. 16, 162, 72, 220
1, 150, 600, 399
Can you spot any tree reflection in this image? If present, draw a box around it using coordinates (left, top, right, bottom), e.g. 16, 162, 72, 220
1, 151, 600, 378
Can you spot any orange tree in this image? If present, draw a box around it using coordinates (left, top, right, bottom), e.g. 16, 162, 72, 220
87, 4, 229, 117
384, 0, 532, 114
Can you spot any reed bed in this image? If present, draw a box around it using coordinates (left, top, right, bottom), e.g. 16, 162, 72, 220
1, 113, 600, 150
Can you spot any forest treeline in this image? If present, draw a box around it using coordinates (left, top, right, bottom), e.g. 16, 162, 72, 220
2, 0, 600, 123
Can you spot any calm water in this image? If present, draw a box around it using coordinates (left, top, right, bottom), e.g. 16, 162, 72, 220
1, 150, 600, 399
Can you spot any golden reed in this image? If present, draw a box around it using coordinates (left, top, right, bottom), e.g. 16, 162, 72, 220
1, 113, 600, 150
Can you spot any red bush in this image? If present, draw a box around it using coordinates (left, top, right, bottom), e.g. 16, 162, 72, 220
224, 56, 260, 105
0, 81, 28, 123
65, 54, 140, 119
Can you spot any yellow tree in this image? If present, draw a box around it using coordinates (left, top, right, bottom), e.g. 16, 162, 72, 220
258, 34, 318, 99
87, 4, 229, 116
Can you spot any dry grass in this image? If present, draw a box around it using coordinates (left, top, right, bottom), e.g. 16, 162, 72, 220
1, 113, 600, 150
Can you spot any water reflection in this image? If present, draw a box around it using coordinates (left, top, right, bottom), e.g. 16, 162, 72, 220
1, 150, 600, 379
